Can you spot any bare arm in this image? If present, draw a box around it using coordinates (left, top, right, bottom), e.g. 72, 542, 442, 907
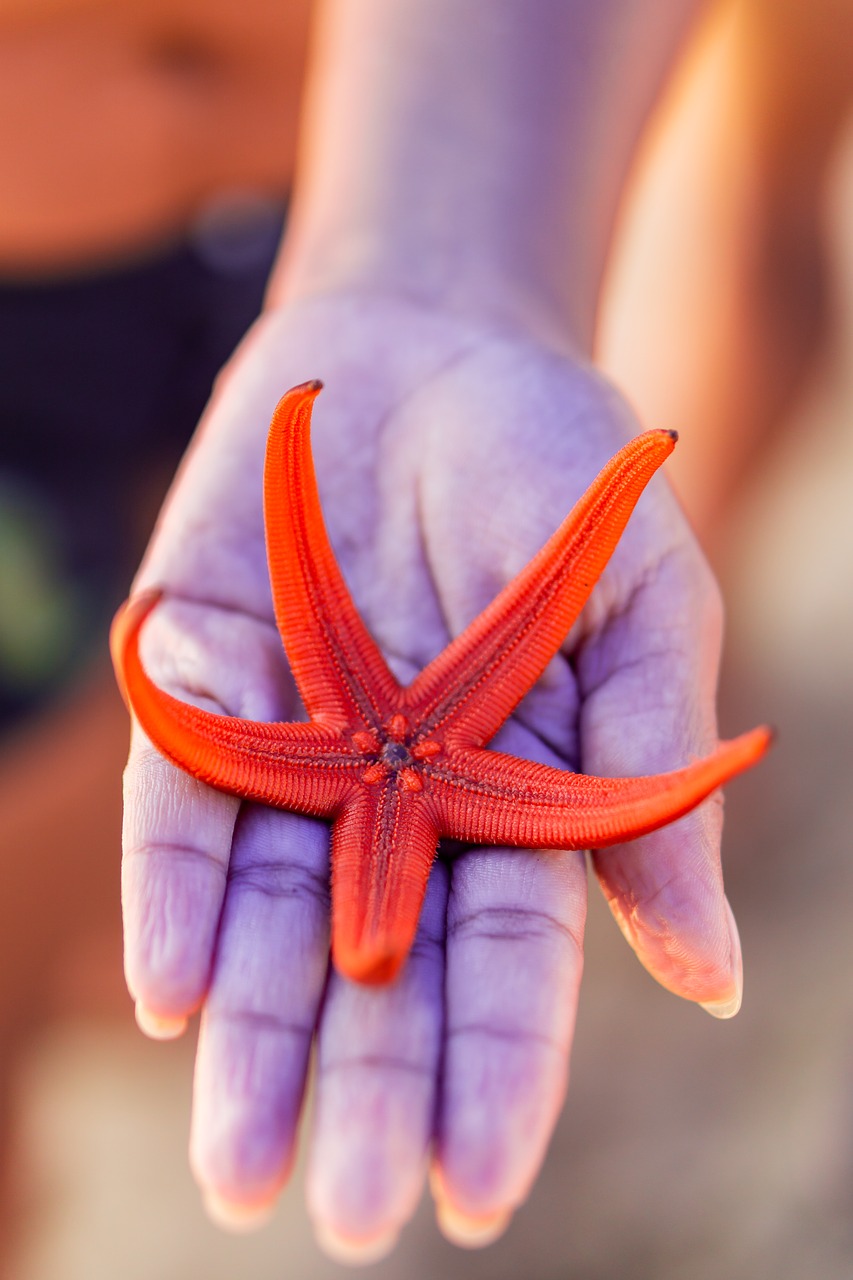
277, 0, 704, 349
122, 0, 741, 1262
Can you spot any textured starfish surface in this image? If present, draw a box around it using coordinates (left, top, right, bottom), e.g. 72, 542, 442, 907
112, 380, 771, 985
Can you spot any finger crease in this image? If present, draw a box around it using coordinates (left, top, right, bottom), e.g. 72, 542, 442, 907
210, 1007, 314, 1041
227, 862, 330, 907
447, 1021, 563, 1054
449, 905, 580, 951
125, 841, 227, 878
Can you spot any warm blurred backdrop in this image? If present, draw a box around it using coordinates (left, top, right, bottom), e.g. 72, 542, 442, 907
1, 1, 852, 1277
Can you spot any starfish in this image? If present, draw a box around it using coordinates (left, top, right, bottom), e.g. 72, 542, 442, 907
111, 380, 771, 985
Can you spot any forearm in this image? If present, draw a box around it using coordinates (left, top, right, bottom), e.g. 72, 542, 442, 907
273, 0, 705, 352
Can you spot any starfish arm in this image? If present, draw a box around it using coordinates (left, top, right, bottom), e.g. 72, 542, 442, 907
329, 784, 440, 985
111, 590, 361, 817
428, 727, 773, 849
404, 430, 676, 748
264, 382, 401, 730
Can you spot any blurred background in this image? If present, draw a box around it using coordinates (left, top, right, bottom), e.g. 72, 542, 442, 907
1, 1, 852, 1276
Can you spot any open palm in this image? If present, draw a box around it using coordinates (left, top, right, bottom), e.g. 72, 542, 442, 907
121, 292, 739, 1255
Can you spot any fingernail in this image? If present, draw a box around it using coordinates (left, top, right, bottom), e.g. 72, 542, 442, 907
700, 900, 743, 1019
700, 991, 742, 1019
134, 1000, 188, 1040
435, 1200, 512, 1248
314, 1222, 399, 1265
203, 1190, 275, 1232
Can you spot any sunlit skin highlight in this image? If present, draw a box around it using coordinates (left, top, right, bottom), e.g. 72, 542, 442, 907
111, 381, 771, 985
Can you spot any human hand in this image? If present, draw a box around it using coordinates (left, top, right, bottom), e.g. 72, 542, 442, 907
120, 292, 739, 1258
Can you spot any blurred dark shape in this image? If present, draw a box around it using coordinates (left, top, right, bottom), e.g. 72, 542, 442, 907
0, 202, 283, 731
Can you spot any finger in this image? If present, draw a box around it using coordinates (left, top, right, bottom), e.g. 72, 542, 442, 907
305, 863, 448, 1264
433, 739, 586, 1246
120, 597, 300, 1029
189, 804, 330, 1220
579, 537, 741, 1011
122, 731, 237, 1030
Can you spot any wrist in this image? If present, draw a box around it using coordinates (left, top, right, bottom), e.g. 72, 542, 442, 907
268, 0, 704, 354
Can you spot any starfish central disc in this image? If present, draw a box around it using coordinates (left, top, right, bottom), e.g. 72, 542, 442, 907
382, 741, 413, 769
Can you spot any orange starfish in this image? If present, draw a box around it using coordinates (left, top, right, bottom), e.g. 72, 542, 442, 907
111, 381, 771, 985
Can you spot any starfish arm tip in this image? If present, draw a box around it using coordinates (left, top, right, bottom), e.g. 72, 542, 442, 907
110, 586, 164, 639
333, 944, 408, 986
738, 723, 775, 762
293, 377, 324, 398
110, 587, 164, 704
270, 379, 324, 424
